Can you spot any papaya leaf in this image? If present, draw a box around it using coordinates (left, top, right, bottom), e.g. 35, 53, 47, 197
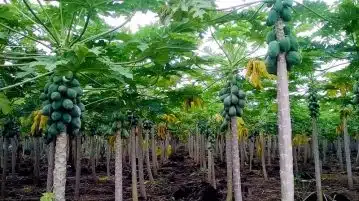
109, 64, 133, 79
0, 93, 11, 115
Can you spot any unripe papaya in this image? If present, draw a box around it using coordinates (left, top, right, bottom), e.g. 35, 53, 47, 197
286, 51, 301, 65
279, 37, 291, 52
266, 9, 279, 26
274, 0, 283, 12
266, 30, 276, 44
228, 106, 237, 117
268, 41, 280, 58
281, 7, 292, 22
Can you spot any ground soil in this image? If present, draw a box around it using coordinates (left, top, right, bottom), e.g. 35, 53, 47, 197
1, 146, 359, 201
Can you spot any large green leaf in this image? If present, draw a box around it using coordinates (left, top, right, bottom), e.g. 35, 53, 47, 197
0, 93, 11, 115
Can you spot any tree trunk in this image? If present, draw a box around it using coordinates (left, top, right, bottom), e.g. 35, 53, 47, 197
145, 130, 154, 182
225, 129, 233, 201
46, 141, 55, 192
115, 131, 123, 201
356, 140, 359, 165
342, 117, 353, 189
106, 142, 111, 178
53, 133, 68, 201
312, 118, 323, 201
1, 138, 8, 199
11, 137, 16, 177
211, 151, 216, 189
337, 137, 344, 171
151, 127, 158, 175
75, 135, 82, 200
267, 135, 272, 166
304, 144, 308, 165
138, 126, 147, 199
293, 146, 298, 174
275, 18, 295, 201
33, 137, 40, 185
239, 140, 245, 168
249, 138, 254, 172
322, 139, 327, 165
231, 117, 243, 201
260, 135, 268, 181
131, 127, 138, 201
90, 136, 97, 182
207, 147, 212, 184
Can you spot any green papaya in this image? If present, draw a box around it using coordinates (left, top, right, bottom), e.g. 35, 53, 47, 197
231, 94, 239, 105
238, 90, 246, 99
71, 117, 81, 129
42, 100, 50, 107
47, 123, 58, 136
224, 96, 231, 107
281, 7, 292, 22
51, 111, 62, 121
266, 57, 277, 75
220, 120, 228, 132
62, 99, 74, 110
238, 99, 245, 108
56, 121, 66, 132
52, 100, 62, 110
66, 88, 77, 99
266, 30, 276, 44
231, 85, 239, 95
78, 102, 85, 112
228, 106, 237, 117
58, 85, 67, 94
219, 88, 227, 96
73, 87, 83, 97
283, 26, 291, 35
220, 94, 229, 102
274, 0, 283, 12
286, 51, 301, 65
44, 83, 51, 93
283, 0, 293, 7
62, 113, 72, 124
51, 92, 61, 101
279, 37, 291, 52
48, 83, 59, 94
41, 104, 52, 116
268, 41, 280, 58
70, 79, 80, 87
235, 105, 243, 117
289, 35, 299, 51
70, 105, 81, 117
40, 93, 47, 101
65, 71, 74, 80
266, 9, 279, 26
53, 76, 62, 84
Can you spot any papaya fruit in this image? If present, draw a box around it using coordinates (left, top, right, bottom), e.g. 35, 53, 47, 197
53, 76, 62, 84
44, 83, 51, 93
238, 99, 245, 108
266, 57, 277, 75
224, 96, 231, 107
78, 102, 85, 112
47, 123, 58, 136
70, 79, 80, 87
266, 30, 276, 44
51, 111, 62, 121
268, 41, 280, 58
228, 106, 237, 117
62, 99, 74, 110
48, 83, 59, 94
52, 100, 62, 110
73, 87, 83, 97
289, 35, 299, 51
41, 104, 52, 116
51, 92, 61, 101
238, 90, 246, 99
279, 37, 291, 52
231, 85, 239, 95
70, 105, 81, 117
281, 7, 292, 22
219, 88, 227, 96
65, 71, 74, 80
220, 94, 229, 101
58, 85, 67, 94
56, 121, 66, 132
283, 0, 293, 7
283, 26, 291, 35
266, 9, 279, 26
40, 93, 47, 101
62, 113, 72, 124
66, 88, 77, 99
286, 51, 301, 65
231, 94, 239, 105
274, 0, 283, 12
235, 105, 243, 117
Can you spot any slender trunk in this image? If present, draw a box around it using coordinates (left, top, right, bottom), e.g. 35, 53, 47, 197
115, 131, 123, 201
267, 135, 272, 166
46, 141, 55, 192
211, 152, 216, 189
75, 135, 82, 200
322, 139, 327, 165
90, 136, 97, 182
11, 137, 16, 176
239, 141, 245, 168
356, 140, 359, 165
151, 127, 158, 175
275, 19, 294, 201
225, 129, 233, 201
106, 142, 111, 178
202, 136, 207, 169
337, 137, 344, 171
231, 117, 243, 201
261, 135, 268, 181
304, 144, 308, 165
33, 137, 40, 185
207, 147, 212, 184
312, 118, 323, 201
249, 138, 254, 172
131, 127, 138, 201
1, 138, 8, 199
138, 126, 147, 199
342, 117, 353, 189
145, 130, 154, 182
53, 133, 68, 201
196, 132, 200, 164
219, 135, 224, 162
293, 146, 298, 174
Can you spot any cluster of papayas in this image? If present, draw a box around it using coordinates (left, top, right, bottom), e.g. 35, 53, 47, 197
143, 120, 154, 130
308, 89, 320, 118
264, 0, 301, 75
219, 75, 246, 132
40, 71, 85, 142
127, 111, 139, 127
110, 113, 130, 138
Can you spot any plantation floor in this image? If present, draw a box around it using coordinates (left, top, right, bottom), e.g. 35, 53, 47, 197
2, 146, 359, 201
